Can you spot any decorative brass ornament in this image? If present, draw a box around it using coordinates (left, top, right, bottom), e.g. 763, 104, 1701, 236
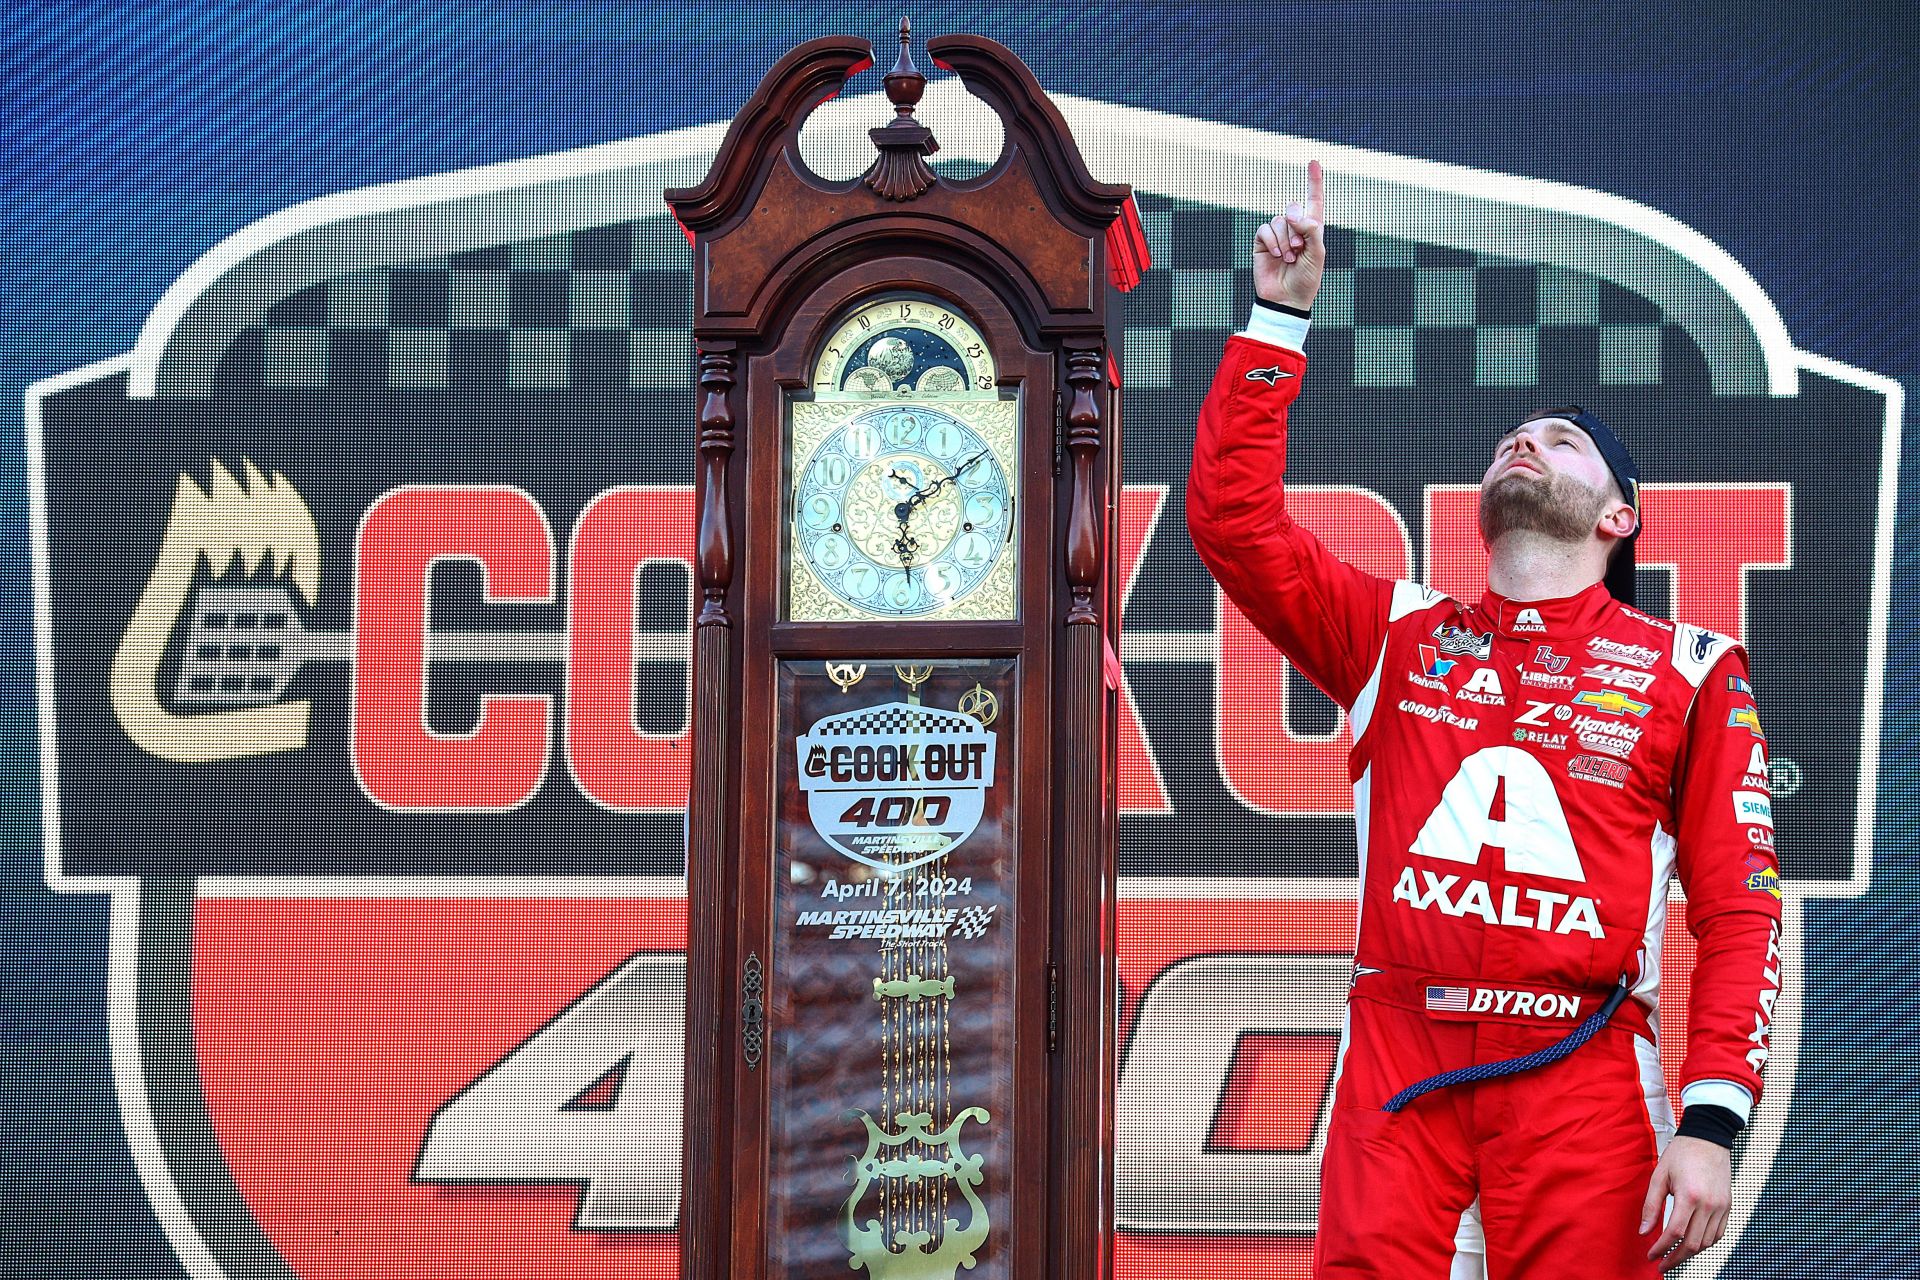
827, 661, 869, 692
895, 664, 934, 696
843, 1108, 992, 1279
955, 684, 999, 727
873, 973, 956, 1002
741, 952, 764, 1070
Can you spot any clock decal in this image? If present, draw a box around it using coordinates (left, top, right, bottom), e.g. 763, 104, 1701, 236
789, 295, 1018, 622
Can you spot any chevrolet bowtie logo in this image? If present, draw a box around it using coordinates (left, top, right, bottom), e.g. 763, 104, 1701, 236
1728, 705, 1766, 738
1573, 689, 1652, 717
1245, 365, 1295, 385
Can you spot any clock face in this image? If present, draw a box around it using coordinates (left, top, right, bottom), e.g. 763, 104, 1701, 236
790, 403, 1017, 620
790, 295, 1018, 623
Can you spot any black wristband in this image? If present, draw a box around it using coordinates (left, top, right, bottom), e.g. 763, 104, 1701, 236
1675, 1103, 1743, 1149
1254, 297, 1313, 320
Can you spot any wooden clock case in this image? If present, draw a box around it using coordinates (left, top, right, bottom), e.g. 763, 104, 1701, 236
666, 25, 1146, 1280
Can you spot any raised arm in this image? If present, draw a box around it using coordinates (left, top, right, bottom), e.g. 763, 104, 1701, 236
1187, 160, 1399, 709
1254, 158, 1328, 311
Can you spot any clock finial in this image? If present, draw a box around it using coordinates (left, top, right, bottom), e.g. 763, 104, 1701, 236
864, 16, 940, 200
884, 16, 924, 116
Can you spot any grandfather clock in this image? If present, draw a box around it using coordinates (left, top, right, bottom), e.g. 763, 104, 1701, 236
668, 23, 1146, 1280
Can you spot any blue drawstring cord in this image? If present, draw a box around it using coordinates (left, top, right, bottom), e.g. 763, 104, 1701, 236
1382, 981, 1633, 1114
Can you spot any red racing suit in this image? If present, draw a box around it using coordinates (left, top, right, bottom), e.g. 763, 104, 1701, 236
1188, 335, 1783, 1278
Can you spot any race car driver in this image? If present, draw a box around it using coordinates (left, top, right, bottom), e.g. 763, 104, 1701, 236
1187, 160, 1782, 1277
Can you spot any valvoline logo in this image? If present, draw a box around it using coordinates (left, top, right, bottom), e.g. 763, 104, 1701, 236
1417, 644, 1456, 679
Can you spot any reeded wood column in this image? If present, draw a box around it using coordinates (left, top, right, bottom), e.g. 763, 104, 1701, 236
682, 344, 736, 1280
1056, 339, 1113, 1280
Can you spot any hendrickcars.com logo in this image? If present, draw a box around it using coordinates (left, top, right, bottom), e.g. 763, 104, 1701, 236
28, 86, 1895, 1280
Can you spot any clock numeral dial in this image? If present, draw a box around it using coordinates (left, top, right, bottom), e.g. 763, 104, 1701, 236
883, 411, 924, 447
844, 421, 881, 458
812, 534, 851, 572
791, 401, 1016, 620
799, 494, 839, 531
926, 420, 962, 457
953, 532, 995, 572
840, 562, 880, 601
882, 572, 919, 610
964, 492, 1004, 528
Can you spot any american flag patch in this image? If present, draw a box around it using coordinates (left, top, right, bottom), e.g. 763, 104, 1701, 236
1426, 985, 1470, 1012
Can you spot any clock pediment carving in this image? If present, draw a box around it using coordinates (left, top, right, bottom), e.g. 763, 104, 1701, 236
697, 148, 1096, 323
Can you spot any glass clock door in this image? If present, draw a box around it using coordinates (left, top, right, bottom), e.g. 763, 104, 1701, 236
767, 658, 1019, 1280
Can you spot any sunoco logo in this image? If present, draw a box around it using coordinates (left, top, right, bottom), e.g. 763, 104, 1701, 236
797, 702, 997, 873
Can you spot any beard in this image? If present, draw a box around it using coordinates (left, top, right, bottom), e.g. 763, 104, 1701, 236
1478, 467, 1609, 544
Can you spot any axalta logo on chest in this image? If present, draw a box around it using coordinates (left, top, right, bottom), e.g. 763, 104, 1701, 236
1395, 749, 1606, 938
1391, 868, 1605, 938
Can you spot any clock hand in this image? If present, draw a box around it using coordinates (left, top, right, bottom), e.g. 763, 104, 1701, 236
902, 448, 992, 512
889, 467, 921, 525
892, 519, 919, 569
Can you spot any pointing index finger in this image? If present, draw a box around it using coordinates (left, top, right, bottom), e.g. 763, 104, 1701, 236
1308, 158, 1326, 221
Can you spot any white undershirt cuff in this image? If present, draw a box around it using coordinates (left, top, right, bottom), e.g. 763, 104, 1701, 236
1239, 305, 1310, 352
1680, 1079, 1755, 1123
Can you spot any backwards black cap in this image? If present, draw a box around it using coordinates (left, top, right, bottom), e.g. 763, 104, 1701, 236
1518, 405, 1642, 605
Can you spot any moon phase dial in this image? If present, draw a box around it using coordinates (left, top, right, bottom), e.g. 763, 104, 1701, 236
814, 296, 998, 397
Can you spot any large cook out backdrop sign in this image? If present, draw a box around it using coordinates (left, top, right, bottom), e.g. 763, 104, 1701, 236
27, 39, 1896, 1280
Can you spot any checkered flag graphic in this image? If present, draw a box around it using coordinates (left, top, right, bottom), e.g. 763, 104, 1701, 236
223, 200, 1686, 397
811, 703, 978, 738
953, 905, 998, 940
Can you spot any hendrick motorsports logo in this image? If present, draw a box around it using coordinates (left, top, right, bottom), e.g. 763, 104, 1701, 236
797, 702, 997, 873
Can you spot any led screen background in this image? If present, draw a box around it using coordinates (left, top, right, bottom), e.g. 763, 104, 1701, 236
5, 4, 1916, 1278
